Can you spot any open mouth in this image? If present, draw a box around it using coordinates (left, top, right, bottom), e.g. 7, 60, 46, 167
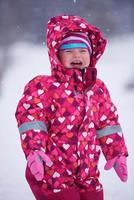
71, 61, 83, 68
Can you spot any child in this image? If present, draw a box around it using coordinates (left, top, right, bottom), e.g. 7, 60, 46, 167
15, 15, 128, 200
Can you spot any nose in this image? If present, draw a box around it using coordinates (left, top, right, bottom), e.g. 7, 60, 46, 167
72, 49, 81, 58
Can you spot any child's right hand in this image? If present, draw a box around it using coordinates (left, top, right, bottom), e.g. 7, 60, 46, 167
27, 150, 52, 181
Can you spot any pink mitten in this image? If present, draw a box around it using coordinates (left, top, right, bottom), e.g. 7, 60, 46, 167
104, 156, 128, 182
27, 150, 52, 181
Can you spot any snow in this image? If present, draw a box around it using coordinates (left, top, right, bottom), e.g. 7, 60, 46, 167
97, 36, 134, 200
0, 36, 134, 200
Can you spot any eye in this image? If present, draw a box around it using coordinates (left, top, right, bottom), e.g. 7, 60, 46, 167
80, 49, 88, 53
64, 49, 72, 53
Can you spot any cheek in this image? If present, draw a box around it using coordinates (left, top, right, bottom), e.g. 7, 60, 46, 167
59, 55, 65, 65
88, 57, 90, 64
62, 57, 68, 65
84, 55, 90, 65
59, 55, 70, 66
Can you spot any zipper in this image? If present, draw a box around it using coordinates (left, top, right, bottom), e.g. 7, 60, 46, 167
73, 69, 85, 95
73, 71, 78, 95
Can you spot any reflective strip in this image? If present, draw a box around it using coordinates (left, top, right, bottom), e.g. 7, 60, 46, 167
96, 125, 122, 139
19, 120, 48, 134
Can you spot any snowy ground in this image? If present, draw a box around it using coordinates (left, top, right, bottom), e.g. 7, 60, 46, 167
0, 35, 134, 200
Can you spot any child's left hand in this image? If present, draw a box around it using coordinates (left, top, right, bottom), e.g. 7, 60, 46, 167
104, 155, 128, 182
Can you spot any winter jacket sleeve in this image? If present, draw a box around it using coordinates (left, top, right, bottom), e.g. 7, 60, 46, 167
15, 76, 51, 158
96, 80, 128, 161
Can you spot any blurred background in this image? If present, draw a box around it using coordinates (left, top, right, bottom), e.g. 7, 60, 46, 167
0, 0, 134, 199
0, 0, 134, 93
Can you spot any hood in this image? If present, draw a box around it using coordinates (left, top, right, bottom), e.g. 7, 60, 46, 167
46, 15, 107, 85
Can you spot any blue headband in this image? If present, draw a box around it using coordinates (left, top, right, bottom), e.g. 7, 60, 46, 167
60, 43, 88, 50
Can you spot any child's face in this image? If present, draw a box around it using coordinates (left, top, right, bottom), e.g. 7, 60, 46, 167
59, 48, 90, 69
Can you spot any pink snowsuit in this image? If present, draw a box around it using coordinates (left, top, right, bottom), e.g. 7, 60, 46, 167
15, 15, 128, 200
